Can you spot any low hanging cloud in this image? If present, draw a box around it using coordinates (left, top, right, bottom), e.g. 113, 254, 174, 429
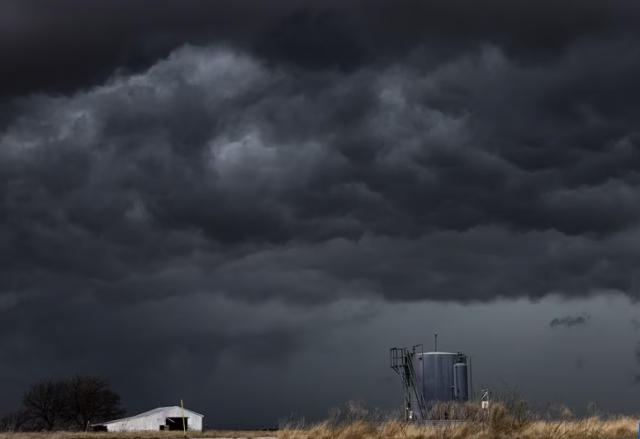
3, 42, 640, 311
550, 314, 592, 329
2, 38, 640, 402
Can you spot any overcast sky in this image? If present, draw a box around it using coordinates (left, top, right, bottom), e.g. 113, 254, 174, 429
3, 0, 640, 429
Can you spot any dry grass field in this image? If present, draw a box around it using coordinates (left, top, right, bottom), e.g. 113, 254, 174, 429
276, 398, 640, 439
2, 398, 640, 439
278, 417, 640, 439
0, 432, 272, 439
1, 415, 640, 439
2, 416, 640, 439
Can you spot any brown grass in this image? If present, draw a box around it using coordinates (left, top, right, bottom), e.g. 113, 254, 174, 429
276, 398, 640, 439
1, 416, 639, 439
277, 417, 640, 439
2, 397, 640, 439
0, 432, 270, 439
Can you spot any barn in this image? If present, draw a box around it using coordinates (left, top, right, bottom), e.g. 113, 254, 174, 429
91, 406, 204, 432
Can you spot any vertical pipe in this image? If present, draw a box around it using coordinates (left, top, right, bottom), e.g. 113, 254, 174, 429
434, 334, 438, 351
453, 365, 458, 400
468, 356, 474, 401
421, 345, 424, 418
181, 399, 187, 438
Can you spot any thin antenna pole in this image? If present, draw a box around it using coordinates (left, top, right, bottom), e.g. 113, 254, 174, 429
181, 399, 187, 438
421, 344, 424, 419
434, 333, 438, 352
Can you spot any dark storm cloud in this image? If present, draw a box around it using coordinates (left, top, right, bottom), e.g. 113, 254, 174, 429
3, 0, 640, 98
4, 40, 640, 308
550, 314, 591, 329
3, 0, 640, 427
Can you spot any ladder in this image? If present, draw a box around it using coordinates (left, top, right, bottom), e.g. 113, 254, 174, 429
390, 348, 427, 419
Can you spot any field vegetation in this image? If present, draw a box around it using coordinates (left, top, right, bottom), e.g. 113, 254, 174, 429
277, 387, 640, 439
0, 432, 267, 439
3, 385, 639, 439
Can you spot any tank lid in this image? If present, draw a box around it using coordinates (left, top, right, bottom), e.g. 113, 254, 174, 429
417, 351, 457, 355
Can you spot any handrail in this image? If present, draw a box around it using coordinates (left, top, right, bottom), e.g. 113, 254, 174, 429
405, 353, 427, 419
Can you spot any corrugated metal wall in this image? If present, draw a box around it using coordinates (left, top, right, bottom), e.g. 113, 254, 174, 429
413, 352, 458, 410
105, 408, 203, 432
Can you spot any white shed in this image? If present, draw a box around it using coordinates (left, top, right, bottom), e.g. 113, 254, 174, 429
92, 406, 204, 432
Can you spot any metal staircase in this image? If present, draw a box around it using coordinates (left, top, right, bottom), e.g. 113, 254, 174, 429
390, 347, 427, 420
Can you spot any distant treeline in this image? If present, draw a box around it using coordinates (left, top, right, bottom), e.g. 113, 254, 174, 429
1, 374, 125, 432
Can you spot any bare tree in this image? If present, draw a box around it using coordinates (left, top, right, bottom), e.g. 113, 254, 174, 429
22, 379, 68, 431
0, 409, 31, 432
17, 374, 125, 431
63, 374, 126, 429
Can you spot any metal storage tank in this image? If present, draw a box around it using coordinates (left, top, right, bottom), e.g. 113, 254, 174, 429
391, 343, 473, 420
453, 362, 469, 401
413, 352, 459, 409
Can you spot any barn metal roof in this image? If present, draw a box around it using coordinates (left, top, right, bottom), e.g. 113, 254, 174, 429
92, 406, 204, 426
